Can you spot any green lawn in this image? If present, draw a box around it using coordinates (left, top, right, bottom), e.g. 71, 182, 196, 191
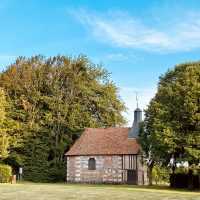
0, 183, 199, 200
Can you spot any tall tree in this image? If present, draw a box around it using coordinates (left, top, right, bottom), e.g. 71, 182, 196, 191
0, 88, 9, 159
140, 62, 200, 185
0, 55, 126, 181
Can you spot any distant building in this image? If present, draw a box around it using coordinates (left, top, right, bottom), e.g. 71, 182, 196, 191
65, 107, 148, 185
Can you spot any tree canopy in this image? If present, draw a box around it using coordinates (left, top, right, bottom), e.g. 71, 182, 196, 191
0, 55, 126, 181
140, 62, 200, 168
0, 88, 9, 159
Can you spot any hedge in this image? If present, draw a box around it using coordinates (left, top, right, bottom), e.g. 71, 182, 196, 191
170, 173, 200, 189
0, 164, 12, 183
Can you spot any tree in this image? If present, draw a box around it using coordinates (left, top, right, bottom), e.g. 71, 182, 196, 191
0, 88, 20, 173
0, 55, 126, 181
0, 88, 9, 159
139, 122, 155, 185
152, 164, 169, 185
140, 62, 200, 186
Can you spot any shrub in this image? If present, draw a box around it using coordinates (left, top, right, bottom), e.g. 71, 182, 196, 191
152, 165, 170, 185
48, 163, 66, 182
175, 166, 188, 174
170, 173, 200, 189
3, 154, 23, 174
0, 164, 12, 183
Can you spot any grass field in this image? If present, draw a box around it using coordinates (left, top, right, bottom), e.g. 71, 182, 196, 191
0, 183, 199, 200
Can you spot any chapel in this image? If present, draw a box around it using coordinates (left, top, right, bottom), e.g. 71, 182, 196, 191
65, 107, 148, 185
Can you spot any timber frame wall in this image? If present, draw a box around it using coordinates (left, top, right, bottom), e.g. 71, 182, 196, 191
66, 154, 148, 185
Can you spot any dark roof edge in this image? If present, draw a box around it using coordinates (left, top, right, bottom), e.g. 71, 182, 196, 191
65, 152, 141, 156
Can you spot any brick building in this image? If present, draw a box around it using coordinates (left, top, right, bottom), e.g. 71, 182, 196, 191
65, 107, 148, 185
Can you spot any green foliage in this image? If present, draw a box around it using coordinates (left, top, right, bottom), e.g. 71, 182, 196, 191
152, 165, 169, 185
0, 88, 10, 159
3, 153, 23, 174
187, 164, 200, 175
48, 162, 66, 182
175, 167, 188, 174
0, 55, 126, 182
0, 164, 12, 183
141, 62, 200, 168
0, 87, 20, 162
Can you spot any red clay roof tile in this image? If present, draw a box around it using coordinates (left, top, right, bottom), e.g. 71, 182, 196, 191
66, 127, 140, 156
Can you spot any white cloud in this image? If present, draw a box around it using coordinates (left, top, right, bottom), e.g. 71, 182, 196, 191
69, 9, 200, 53
105, 53, 128, 62
119, 86, 156, 126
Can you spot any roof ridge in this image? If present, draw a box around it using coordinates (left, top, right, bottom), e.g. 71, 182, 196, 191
85, 127, 129, 130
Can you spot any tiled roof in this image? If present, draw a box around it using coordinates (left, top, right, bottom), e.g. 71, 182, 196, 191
66, 127, 140, 156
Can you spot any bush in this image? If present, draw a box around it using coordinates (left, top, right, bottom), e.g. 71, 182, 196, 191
0, 164, 12, 183
170, 173, 200, 189
48, 164, 66, 182
175, 166, 188, 174
152, 165, 170, 185
3, 154, 22, 174
23, 163, 65, 183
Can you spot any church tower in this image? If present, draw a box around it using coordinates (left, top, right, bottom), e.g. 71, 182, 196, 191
128, 94, 142, 138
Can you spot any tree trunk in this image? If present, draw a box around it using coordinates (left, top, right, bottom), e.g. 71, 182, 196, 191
148, 165, 153, 186
188, 169, 193, 190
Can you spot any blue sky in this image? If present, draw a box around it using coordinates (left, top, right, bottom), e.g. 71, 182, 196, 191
1, 0, 200, 125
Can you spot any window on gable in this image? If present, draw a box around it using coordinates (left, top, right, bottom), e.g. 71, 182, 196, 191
88, 158, 96, 170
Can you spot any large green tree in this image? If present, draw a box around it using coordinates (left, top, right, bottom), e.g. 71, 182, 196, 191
140, 62, 200, 185
0, 55, 126, 181
0, 88, 9, 159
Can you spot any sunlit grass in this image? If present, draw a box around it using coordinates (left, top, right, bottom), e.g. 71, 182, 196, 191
0, 182, 199, 200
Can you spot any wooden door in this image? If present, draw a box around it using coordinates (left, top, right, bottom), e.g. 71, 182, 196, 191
127, 170, 137, 185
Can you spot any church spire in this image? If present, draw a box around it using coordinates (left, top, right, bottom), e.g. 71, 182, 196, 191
128, 93, 142, 138
136, 92, 139, 108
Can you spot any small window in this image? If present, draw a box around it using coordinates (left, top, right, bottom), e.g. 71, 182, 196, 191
88, 158, 96, 170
